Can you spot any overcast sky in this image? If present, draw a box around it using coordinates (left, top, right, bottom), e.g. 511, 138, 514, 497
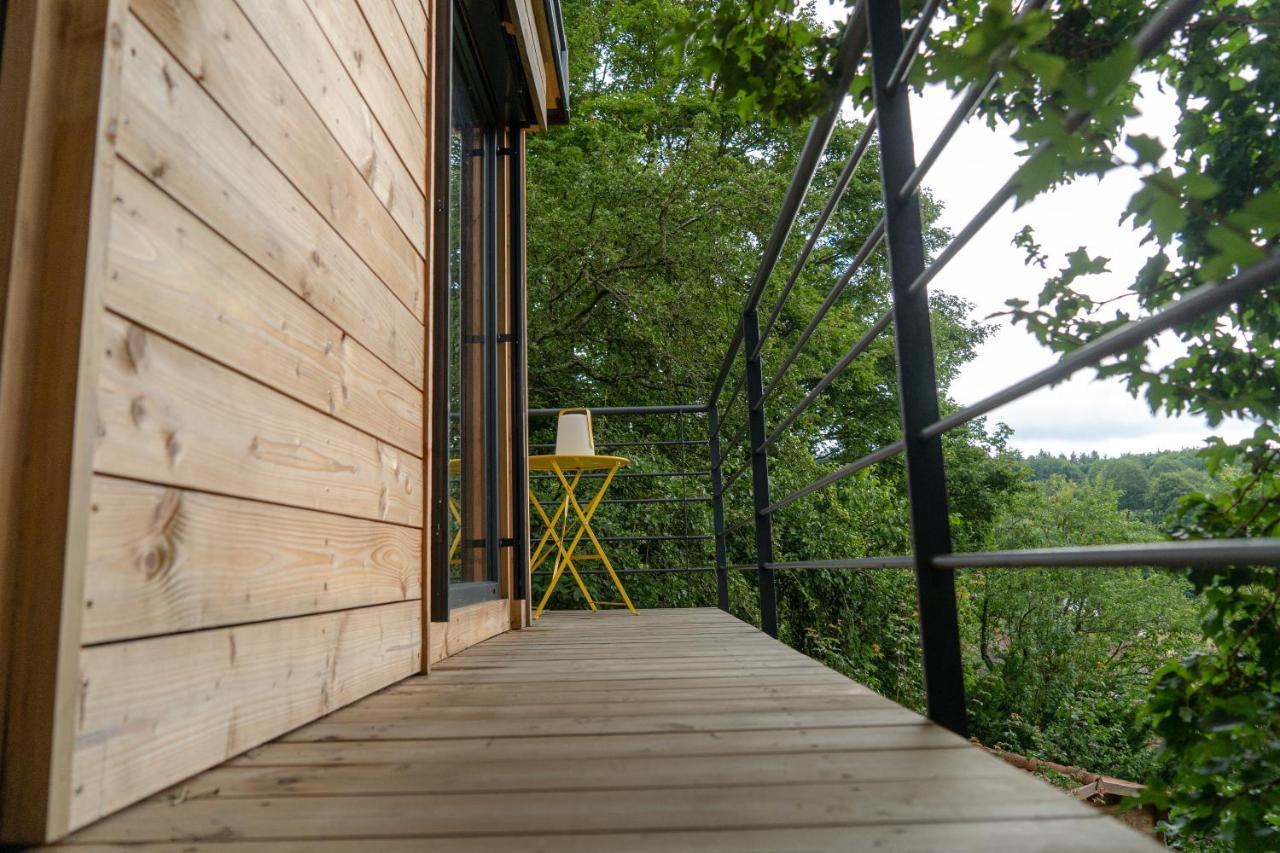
810, 4, 1255, 458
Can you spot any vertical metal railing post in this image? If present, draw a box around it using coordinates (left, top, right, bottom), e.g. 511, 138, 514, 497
743, 309, 778, 636
867, 0, 968, 735
708, 404, 730, 612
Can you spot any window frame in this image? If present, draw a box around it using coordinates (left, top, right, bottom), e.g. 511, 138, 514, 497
431, 0, 527, 620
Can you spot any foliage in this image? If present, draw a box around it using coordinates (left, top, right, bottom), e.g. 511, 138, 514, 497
961, 477, 1201, 781
1145, 434, 1280, 850
1023, 447, 1215, 524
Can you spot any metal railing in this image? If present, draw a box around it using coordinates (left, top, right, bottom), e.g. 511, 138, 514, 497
696, 0, 1279, 736
525, 405, 727, 601
524, 0, 1278, 737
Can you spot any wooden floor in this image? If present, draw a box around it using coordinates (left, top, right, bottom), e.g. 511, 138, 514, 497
57, 608, 1156, 851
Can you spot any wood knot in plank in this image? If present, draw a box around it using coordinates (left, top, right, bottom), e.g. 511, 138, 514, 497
125, 324, 148, 370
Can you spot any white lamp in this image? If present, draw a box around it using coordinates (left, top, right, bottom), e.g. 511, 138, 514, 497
555, 408, 595, 456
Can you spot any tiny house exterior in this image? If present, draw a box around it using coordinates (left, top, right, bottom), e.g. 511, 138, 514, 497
2, 0, 1262, 848
0, 0, 565, 840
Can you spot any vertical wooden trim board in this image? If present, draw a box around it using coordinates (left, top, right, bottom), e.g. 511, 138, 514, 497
424, 0, 440, 655
428, 598, 511, 665
0, 0, 124, 842
508, 0, 548, 128
515, 129, 533, 628
421, 0, 437, 664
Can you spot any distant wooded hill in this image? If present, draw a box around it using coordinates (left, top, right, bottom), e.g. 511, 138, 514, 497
1021, 449, 1213, 525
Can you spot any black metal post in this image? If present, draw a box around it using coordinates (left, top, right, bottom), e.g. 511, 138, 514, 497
483, 128, 501, 589
743, 309, 777, 637
509, 128, 529, 604
867, 0, 967, 735
708, 404, 730, 612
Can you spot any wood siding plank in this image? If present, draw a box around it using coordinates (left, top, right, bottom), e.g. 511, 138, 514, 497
116, 15, 425, 385
426, 598, 508, 664
94, 313, 423, 526
69, 600, 421, 832
132, 0, 424, 314
107, 165, 423, 456
82, 476, 421, 644
391, 0, 429, 74
355, 0, 427, 125
304, 0, 424, 169
235, 0, 426, 237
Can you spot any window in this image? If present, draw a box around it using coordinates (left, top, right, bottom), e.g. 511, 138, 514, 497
432, 0, 537, 621
444, 32, 500, 611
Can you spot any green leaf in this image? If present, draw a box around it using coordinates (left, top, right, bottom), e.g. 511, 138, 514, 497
1126, 133, 1165, 167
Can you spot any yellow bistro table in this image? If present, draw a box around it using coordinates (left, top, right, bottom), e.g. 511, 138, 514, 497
528, 453, 637, 619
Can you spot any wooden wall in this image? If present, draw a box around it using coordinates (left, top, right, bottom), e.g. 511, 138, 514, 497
77, 0, 434, 830
0, 0, 466, 839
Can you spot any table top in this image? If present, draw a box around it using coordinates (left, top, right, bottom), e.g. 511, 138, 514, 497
528, 454, 630, 472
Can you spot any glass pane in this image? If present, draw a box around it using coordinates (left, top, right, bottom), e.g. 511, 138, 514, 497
448, 53, 493, 589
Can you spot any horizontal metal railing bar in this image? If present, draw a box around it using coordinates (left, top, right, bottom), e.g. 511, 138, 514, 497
601, 534, 715, 542
530, 534, 713, 543
900, 81, 995, 205
713, 2, 870, 404
1133, 0, 1203, 56
884, 0, 944, 94
921, 253, 1280, 439
528, 404, 708, 417
905, 172, 1016, 298
713, 375, 747, 439
760, 309, 893, 454
933, 538, 1280, 569
711, 321, 745, 405
757, 218, 887, 408
754, 114, 880, 359
904, 0, 1205, 299
743, 538, 1280, 572
768, 556, 915, 570
529, 439, 709, 451
572, 567, 719, 576
898, 0, 1049, 202
718, 463, 751, 497
530, 470, 711, 479
739, 1, 871, 320
763, 440, 904, 516
597, 497, 711, 505
725, 417, 753, 456
726, 563, 761, 571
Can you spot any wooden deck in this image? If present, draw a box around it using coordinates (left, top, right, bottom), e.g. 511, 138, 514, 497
58, 608, 1156, 851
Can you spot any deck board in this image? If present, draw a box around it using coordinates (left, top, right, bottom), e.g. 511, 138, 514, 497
56, 608, 1157, 851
